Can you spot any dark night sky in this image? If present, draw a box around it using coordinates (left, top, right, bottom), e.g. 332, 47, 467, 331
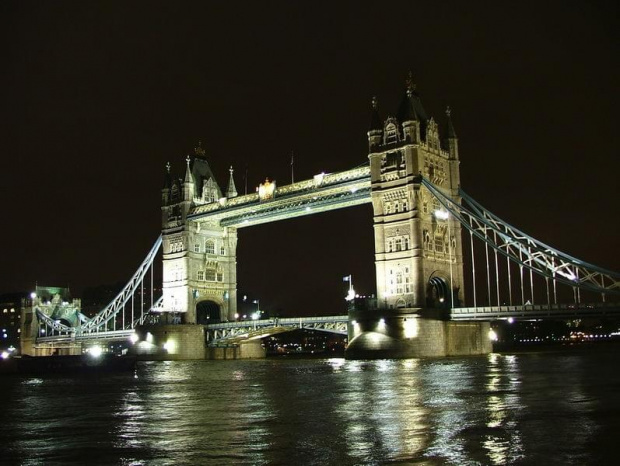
1, 1, 618, 316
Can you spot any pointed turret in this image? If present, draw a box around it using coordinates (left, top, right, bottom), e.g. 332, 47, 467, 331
398, 72, 430, 143
369, 96, 383, 131
397, 72, 429, 143
444, 106, 459, 160
161, 161, 172, 206
367, 96, 384, 152
183, 155, 195, 200
226, 166, 238, 198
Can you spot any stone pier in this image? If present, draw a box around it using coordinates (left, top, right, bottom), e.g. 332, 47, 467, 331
345, 308, 492, 359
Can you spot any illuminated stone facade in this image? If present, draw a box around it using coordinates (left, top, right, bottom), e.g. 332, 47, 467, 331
161, 144, 238, 323
368, 79, 465, 310
161, 79, 465, 324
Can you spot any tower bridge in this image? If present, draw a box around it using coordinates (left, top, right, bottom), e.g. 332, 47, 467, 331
21, 76, 620, 359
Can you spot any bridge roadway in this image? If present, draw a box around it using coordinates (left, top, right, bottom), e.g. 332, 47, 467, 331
450, 302, 620, 320
33, 304, 620, 347
188, 166, 371, 227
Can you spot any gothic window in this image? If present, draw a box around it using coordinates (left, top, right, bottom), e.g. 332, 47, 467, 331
384, 122, 400, 145
205, 270, 216, 281
202, 178, 219, 204
194, 243, 200, 253
217, 273, 223, 282
395, 238, 402, 251
404, 236, 410, 250
423, 230, 431, 250
205, 240, 215, 254
220, 246, 225, 255
396, 272, 403, 294
387, 239, 393, 252
197, 271, 204, 281
435, 234, 444, 253
385, 202, 392, 214
394, 201, 400, 213
402, 199, 408, 212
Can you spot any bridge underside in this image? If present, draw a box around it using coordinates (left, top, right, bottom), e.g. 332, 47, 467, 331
205, 316, 348, 345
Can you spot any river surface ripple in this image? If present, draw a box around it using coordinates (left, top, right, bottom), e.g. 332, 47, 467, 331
1, 350, 619, 465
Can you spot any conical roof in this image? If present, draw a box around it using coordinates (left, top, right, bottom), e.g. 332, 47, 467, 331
369, 96, 383, 131
226, 166, 238, 198
445, 106, 457, 138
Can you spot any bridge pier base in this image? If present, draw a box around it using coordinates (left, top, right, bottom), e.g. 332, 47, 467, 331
130, 325, 267, 360
206, 340, 266, 360
131, 325, 207, 360
345, 308, 492, 359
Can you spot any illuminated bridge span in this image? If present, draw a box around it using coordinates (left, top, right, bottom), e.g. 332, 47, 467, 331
205, 316, 348, 345
27, 169, 619, 349
22, 78, 620, 358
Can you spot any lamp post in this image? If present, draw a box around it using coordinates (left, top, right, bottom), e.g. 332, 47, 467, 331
435, 210, 455, 308
252, 299, 260, 330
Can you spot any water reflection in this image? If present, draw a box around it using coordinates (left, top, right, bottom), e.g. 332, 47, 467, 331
483, 353, 524, 464
0, 351, 616, 464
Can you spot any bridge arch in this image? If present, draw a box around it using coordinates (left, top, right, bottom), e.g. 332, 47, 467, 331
196, 300, 222, 324
427, 274, 451, 309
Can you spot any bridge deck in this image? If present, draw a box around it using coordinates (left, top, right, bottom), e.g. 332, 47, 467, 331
451, 302, 620, 320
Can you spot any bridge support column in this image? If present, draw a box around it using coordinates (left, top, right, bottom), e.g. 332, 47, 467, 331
206, 340, 266, 360
345, 308, 491, 359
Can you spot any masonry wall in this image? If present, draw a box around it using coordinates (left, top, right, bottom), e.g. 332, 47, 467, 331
346, 308, 492, 359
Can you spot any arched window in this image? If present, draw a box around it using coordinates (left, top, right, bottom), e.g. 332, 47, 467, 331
205, 240, 215, 254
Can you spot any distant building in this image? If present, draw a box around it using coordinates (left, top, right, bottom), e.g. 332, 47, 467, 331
0, 291, 27, 351
20, 286, 82, 356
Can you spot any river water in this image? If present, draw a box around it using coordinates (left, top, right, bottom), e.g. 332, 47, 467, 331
1, 349, 618, 465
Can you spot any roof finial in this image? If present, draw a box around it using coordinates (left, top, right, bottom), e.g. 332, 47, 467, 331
194, 140, 205, 157
406, 71, 416, 95
446, 105, 452, 117
371, 96, 378, 110
166, 161, 171, 173
229, 165, 234, 175
186, 154, 191, 166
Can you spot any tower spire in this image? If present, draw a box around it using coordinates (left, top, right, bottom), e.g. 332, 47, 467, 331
444, 106, 459, 160
369, 96, 382, 131
445, 106, 457, 138
226, 166, 238, 198
184, 155, 192, 183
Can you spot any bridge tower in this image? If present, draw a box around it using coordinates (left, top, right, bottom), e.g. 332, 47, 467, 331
161, 142, 238, 324
368, 76, 465, 311
347, 75, 490, 359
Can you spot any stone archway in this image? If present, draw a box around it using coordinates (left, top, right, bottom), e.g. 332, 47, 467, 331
196, 300, 221, 324
427, 275, 451, 308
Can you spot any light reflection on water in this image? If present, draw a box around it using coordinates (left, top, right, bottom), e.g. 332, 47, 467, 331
0, 350, 618, 465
